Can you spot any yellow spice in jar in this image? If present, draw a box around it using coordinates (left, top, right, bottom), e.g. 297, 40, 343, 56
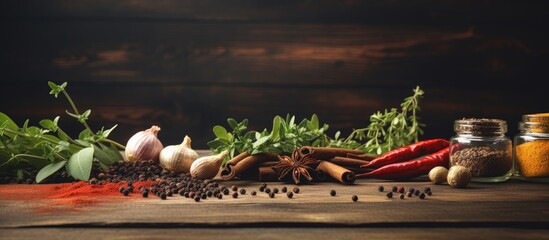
516, 140, 549, 177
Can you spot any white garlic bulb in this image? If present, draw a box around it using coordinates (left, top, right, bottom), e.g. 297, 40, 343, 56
125, 125, 163, 162
159, 135, 199, 173
190, 150, 228, 180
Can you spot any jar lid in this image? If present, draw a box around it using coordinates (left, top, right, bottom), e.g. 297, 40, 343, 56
454, 118, 507, 136
520, 113, 549, 133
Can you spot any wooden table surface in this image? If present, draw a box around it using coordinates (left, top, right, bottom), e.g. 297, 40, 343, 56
1, 177, 548, 240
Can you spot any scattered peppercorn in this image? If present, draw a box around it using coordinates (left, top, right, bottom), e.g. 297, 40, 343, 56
281, 187, 288, 193
223, 188, 230, 195
386, 192, 393, 198
398, 186, 405, 193
419, 193, 426, 200
183, 192, 189, 198
232, 185, 238, 191
399, 194, 405, 199
378, 186, 384, 192
251, 191, 257, 196
259, 186, 265, 192
406, 192, 413, 198
119, 187, 125, 193
392, 186, 398, 192
194, 196, 201, 202
160, 193, 167, 200
287, 192, 293, 198
352, 195, 358, 202
261, 183, 267, 189
217, 194, 223, 199
293, 187, 300, 193
408, 187, 415, 193
414, 190, 420, 196
142, 191, 149, 198
239, 189, 246, 195
201, 193, 207, 199
269, 192, 275, 198
426, 191, 433, 196
123, 189, 130, 196
273, 188, 279, 194
166, 191, 173, 197
265, 188, 271, 194
232, 192, 238, 198
330, 190, 336, 196
424, 187, 431, 193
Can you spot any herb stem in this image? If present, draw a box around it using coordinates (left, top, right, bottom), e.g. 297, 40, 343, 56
62, 90, 93, 133
101, 139, 126, 150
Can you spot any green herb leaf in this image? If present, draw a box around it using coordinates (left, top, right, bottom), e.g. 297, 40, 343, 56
67, 147, 94, 181
36, 160, 67, 183
213, 125, 230, 140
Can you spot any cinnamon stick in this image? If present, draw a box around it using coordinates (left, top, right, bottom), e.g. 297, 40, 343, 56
316, 161, 356, 184
258, 167, 280, 182
300, 146, 364, 160
220, 152, 279, 180
346, 153, 376, 161
219, 151, 250, 179
238, 161, 281, 180
328, 156, 370, 168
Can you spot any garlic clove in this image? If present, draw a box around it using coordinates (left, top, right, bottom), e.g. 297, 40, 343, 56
125, 125, 163, 162
159, 135, 199, 173
190, 150, 228, 180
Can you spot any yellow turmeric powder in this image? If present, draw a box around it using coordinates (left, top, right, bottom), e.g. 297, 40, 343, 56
515, 140, 549, 177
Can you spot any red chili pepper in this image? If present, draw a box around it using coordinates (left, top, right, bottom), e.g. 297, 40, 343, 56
356, 147, 449, 180
361, 139, 449, 169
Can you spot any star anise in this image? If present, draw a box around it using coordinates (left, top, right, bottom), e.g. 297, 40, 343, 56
272, 148, 319, 185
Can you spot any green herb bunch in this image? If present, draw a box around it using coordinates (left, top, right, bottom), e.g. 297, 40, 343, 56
0, 82, 125, 183
208, 114, 330, 164
328, 86, 425, 155
208, 86, 425, 161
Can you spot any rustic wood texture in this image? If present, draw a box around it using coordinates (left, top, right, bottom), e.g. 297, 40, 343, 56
1, 0, 548, 148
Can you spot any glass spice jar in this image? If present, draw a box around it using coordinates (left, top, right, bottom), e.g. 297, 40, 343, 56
513, 113, 549, 182
449, 118, 512, 182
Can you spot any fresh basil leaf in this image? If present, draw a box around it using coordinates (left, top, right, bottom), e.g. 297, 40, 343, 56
227, 118, 238, 130
253, 136, 270, 149
36, 160, 67, 183
213, 125, 229, 140
67, 147, 94, 181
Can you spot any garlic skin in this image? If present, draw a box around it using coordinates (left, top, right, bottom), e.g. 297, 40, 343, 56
190, 150, 228, 180
125, 125, 163, 162
159, 135, 199, 173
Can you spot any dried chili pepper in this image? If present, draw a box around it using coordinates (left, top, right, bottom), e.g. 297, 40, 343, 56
356, 147, 449, 180
361, 139, 449, 169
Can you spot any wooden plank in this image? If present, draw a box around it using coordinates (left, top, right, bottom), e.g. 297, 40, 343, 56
0, 180, 547, 228
1, 228, 547, 240
4, 0, 548, 25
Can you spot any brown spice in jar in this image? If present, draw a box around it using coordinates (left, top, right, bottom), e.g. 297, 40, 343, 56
450, 146, 512, 177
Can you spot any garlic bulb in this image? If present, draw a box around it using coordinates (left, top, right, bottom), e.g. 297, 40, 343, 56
190, 150, 228, 180
125, 125, 163, 162
159, 135, 199, 173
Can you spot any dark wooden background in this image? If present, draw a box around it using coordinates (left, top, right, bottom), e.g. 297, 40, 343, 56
1, 0, 547, 148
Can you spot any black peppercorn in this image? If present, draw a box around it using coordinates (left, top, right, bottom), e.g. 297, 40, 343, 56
414, 190, 420, 196
261, 183, 267, 189
398, 186, 405, 193
231, 185, 238, 191
142, 191, 149, 198
269, 192, 275, 198
207, 191, 213, 197
330, 190, 336, 196
223, 188, 230, 195
386, 192, 393, 198
166, 191, 173, 197
273, 188, 279, 194
426, 191, 433, 196
408, 187, 415, 193
352, 195, 358, 202
281, 187, 288, 193
399, 194, 405, 199
217, 194, 223, 199
183, 192, 189, 198
392, 186, 398, 192
201, 193, 207, 199
265, 188, 271, 194
232, 192, 238, 198
194, 196, 201, 202
293, 187, 300, 193
419, 193, 426, 200
160, 193, 167, 200
287, 192, 293, 198
127, 181, 133, 187
406, 192, 413, 198
251, 191, 257, 196
259, 186, 265, 192
424, 187, 431, 193
123, 189, 130, 196
119, 187, 125, 193
378, 186, 384, 192
239, 189, 246, 195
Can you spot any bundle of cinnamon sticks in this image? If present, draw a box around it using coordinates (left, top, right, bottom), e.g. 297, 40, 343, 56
219, 147, 375, 184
